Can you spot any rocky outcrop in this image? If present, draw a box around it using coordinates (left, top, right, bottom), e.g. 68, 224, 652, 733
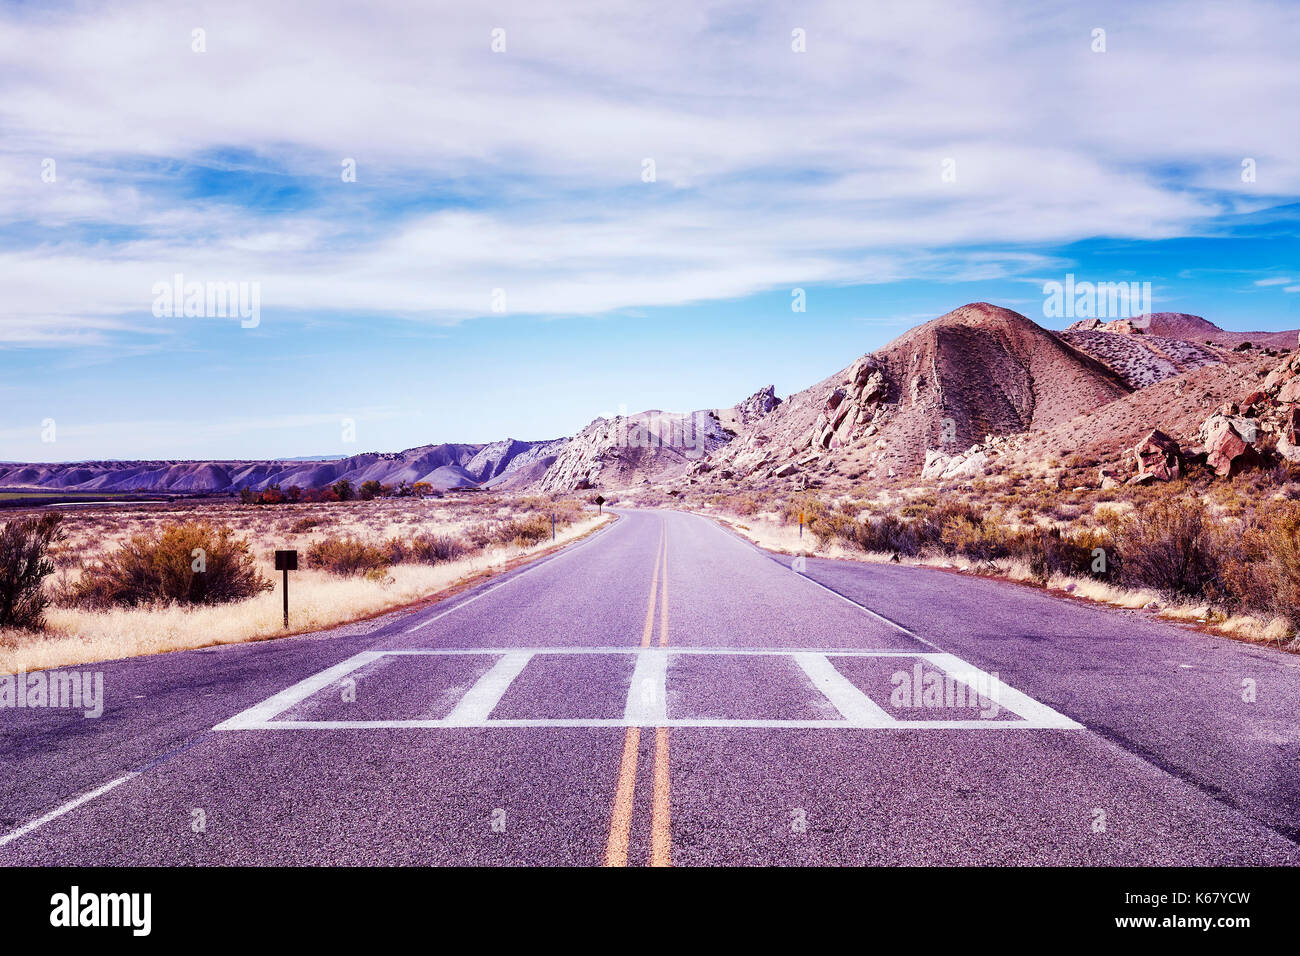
1134, 429, 1182, 481
537, 409, 731, 492
921, 447, 989, 480
732, 385, 782, 427
810, 356, 888, 451
1198, 414, 1256, 477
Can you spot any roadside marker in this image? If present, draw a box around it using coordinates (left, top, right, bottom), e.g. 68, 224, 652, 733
274, 549, 298, 628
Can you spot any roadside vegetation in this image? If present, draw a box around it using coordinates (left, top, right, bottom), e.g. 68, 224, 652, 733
620, 464, 1300, 651
0, 493, 607, 673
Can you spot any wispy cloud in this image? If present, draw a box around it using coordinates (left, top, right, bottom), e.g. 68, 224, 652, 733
2, 0, 1299, 348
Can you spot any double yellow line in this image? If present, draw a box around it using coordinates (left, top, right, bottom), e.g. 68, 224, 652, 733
604, 523, 672, 867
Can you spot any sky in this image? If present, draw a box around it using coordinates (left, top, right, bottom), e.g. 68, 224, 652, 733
1, 0, 1298, 462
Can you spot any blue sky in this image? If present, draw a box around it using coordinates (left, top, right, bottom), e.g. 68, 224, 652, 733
2, 0, 1299, 461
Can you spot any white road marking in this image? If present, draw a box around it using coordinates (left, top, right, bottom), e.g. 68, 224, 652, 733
926, 653, 1083, 730
244, 718, 1078, 730
213, 651, 382, 730
625, 648, 668, 723
216, 647, 1082, 732
405, 514, 615, 633
691, 512, 933, 647
794, 652, 894, 727
443, 652, 533, 725
0, 772, 138, 848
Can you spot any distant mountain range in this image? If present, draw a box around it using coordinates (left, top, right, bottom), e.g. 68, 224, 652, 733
4, 306, 1296, 495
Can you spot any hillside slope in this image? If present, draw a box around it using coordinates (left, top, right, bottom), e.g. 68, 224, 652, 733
693, 303, 1131, 484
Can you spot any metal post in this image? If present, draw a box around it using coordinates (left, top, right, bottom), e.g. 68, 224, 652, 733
551, 513, 556, 541
282, 568, 289, 628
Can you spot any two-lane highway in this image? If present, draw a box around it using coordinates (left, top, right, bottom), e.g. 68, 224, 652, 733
2, 509, 1298, 865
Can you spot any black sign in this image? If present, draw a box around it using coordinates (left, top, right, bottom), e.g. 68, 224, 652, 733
275, 549, 298, 571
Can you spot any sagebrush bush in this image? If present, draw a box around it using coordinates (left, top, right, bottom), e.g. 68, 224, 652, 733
1215, 502, 1300, 626
0, 512, 64, 629
74, 522, 269, 607
306, 536, 391, 576
407, 533, 473, 564
1115, 498, 1219, 599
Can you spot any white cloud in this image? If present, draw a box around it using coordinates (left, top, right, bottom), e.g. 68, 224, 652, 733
1, 0, 1298, 345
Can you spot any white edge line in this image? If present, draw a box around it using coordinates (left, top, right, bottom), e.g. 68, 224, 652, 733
405, 513, 616, 633
0, 771, 139, 849
692, 512, 933, 647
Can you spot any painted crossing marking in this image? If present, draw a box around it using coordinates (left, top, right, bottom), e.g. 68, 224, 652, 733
444, 651, 533, 726
214, 647, 1083, 732
793, 652, 893, 727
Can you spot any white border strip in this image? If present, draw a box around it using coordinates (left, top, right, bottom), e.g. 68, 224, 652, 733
0, 772, 138, 848
794, 652, 894, 726
213, 651, 382, 730
242, 718, 1076, 730
214, 647, 1082, 732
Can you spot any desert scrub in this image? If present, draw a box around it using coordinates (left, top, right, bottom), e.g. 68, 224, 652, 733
1214, 501, 1300, 627
0, 512, 64, 629
405, 533, 475, 564
72, 521, 270, 608
306, 536, 393, 577
1112, 497, 1218, 600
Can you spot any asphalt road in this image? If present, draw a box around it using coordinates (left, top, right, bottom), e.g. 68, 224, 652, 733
2, 509, 1298, 866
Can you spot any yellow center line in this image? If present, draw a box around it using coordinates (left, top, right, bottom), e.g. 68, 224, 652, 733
651, 524, 672, 866
640, 525, 665, 649
650, 726, 672, 866
603, 725, 641, 867
605, 521, 666, 866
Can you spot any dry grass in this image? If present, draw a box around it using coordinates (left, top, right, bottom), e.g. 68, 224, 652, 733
0, 495, 609, 674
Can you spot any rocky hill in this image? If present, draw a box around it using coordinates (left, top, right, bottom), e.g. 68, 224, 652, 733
536, 408, 733, 492
691, 303, 1132, 486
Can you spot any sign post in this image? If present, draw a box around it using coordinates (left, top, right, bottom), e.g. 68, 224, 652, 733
798, 510, 805, 538
595, 494, 606, 515
551, 512, 556, 541
274, 549, 298, 628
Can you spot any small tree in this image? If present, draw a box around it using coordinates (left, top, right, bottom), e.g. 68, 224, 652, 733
332, 479, 355, 501
0, 512, 64, 629
358, 480, 383, 501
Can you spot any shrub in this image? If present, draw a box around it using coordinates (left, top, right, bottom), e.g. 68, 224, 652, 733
74, 522, 269, 607
1115, 498, 1219, 599
305, 536, 390, 576
407, 534, 473, 564
0, 512, 64, 629
1215, 502, 1300, 627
